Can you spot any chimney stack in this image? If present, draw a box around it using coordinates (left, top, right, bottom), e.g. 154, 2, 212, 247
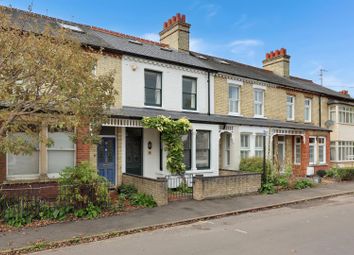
160, 13, 191, 52
262, 48, 290, 78
339, 90, 349, 96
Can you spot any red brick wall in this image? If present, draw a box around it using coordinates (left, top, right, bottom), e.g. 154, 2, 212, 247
0, 153, 5, 184
0, 182, 59, 200
76, 126, 90, 164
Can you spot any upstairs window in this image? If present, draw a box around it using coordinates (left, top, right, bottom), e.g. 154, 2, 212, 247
229, 84, 240, 114
182, 77, 197, 110
254, 89, 264, 117
287, 95, 295, 120
145, 70, 162, 106
304, 98, 312, 122
338, 106, 354, 124
329, 106, 336, 122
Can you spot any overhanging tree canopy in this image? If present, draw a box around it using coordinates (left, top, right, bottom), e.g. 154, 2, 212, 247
0, 14, 117, 154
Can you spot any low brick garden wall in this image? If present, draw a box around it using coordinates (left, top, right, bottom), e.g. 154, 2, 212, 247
0, 181, 59, 200
122, 174, 168, 206
193, 171, 261, 200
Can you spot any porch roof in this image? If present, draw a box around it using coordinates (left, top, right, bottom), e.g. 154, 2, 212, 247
108, 107, 330, 132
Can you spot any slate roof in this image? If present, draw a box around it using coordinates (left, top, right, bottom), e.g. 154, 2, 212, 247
108, 107, 330, 131
2, 5, 353, 103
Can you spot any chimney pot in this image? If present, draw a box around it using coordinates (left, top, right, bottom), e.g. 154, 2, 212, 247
280, 48, 286, 56
163, 22, 168, 29
172, 16, 177, 23
270, 51, 275, 58
168, 18, 172, 26
275, 50, 280, 57
182, 14, 186, 22
266, 53, 270, 59
340, 90, 349, 95
263, 48, 290, 77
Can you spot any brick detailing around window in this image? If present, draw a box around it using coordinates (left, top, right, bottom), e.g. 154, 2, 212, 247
0, 153, 5, 183
76, 127, 90, 164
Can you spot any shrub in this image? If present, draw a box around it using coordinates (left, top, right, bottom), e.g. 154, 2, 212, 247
4, 204, 35, 227
58, 162, 110, 208
259, 182, 276, 194
130, 193, 157, 208
294, 179, 313, 190
118, 184, 138, 199
316, 170, 327, 178
239, 157, 271, 174
333, 168, 354, 181
325, 169, 336, 178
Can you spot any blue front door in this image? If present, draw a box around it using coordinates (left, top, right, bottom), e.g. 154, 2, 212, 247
97, 137, 116, 185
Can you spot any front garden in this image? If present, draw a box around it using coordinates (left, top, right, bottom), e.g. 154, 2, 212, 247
0, 163, 156, 230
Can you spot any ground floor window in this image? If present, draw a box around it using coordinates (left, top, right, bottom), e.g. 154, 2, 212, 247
240, 133, 250, 159
318, 137, 326, 164
7, 128, 75, 179
294, 136, 301, 164
255, 134, 264, 158
224, 133, 231, 166
309, 137, 316, 165
7, 133, 40, 178
196, 130, 210, 169
332, 141, 354, 161
182, 132, 192, 170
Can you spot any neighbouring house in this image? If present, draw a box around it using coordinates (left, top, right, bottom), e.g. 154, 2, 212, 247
1, 6, 354, 190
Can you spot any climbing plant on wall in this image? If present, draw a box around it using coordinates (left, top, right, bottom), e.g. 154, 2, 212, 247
142, 115, 191, 176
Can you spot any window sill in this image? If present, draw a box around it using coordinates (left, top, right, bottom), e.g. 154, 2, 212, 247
253, 115, 267, 119
182, 109, 198, 113
186, 169, 214, 174
144, 105, 162, 109
229, 112, 242, 117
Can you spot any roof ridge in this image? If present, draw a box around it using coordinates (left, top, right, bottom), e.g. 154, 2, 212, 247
0, 5, 168, 48
90, 26, 168, 48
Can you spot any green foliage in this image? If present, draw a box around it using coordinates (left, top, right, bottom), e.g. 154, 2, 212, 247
118, 184, 138, 199
4, 204, 35, 227
39, 205, 73, 221
325, 169, 336, 178
332, 168, 354, 181
130, 193, 157, 208
74, 202, 101, 219
58, 162, 110, 208
142, 116, 191, 175
239, 157, 272, 174
259, 182, 276, 194
316, 170, 327, 178
175, 182, 193, 193
294, 179, 313, 189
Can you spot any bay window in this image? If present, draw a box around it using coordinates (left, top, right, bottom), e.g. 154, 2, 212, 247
196, 130, 210, 169
254, 89, 264, 117
337, 141, 354, 161
229, 85, 240, 114
329, 106, 336, 122
240, 133, 250, 159
338, 106, 354, 124
287, 95, 295, 120
182, 77, 197, 110
145, 70, 162, 106
304, 98, 312, 122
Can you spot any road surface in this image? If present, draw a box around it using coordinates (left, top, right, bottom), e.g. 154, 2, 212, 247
35, 195, 354, 255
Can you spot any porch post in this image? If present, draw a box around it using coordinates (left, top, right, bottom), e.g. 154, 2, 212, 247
191, 129, 197, 171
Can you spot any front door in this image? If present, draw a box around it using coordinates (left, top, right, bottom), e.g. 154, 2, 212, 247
126, 128, 143, 176
97, 137, 116, 185
277, 136, 285, 173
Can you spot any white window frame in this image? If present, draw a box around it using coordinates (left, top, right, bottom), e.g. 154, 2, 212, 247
287, 95, 295, 121
294, 136, 301, 165
304, 98, 312, 123
309, 136, 317, 165
254, 89, 264, 118
47, 131, 76, 179
240, 133, 251, 159
255, 134, 264, 158
228, 84, 240, 115
338, 106, 354, 124
318, 137, 326, 164
329, 106, 336, 122
224, 133, 231, 166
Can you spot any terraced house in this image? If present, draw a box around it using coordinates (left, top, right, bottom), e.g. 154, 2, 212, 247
1, 6, 354, 189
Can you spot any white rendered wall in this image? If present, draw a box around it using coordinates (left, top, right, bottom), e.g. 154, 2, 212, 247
122, 56, 212, 114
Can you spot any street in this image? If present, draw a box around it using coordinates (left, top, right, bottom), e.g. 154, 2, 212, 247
35, 195, 354, 255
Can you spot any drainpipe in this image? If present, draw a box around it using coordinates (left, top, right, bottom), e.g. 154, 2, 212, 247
207, 71, 211, 115
319, 95, 322, 127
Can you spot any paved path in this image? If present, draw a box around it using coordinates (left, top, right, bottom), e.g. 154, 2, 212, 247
1, 182, 354, 252
35, 195, 354, 255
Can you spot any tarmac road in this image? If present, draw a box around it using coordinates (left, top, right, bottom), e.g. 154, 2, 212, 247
35, 195, 354, 255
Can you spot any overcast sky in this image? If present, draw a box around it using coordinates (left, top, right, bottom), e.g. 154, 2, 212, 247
2, 0, 354, 96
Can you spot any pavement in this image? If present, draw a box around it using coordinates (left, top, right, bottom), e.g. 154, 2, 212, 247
35, 194, 354, 255
1, 182, 354, 253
